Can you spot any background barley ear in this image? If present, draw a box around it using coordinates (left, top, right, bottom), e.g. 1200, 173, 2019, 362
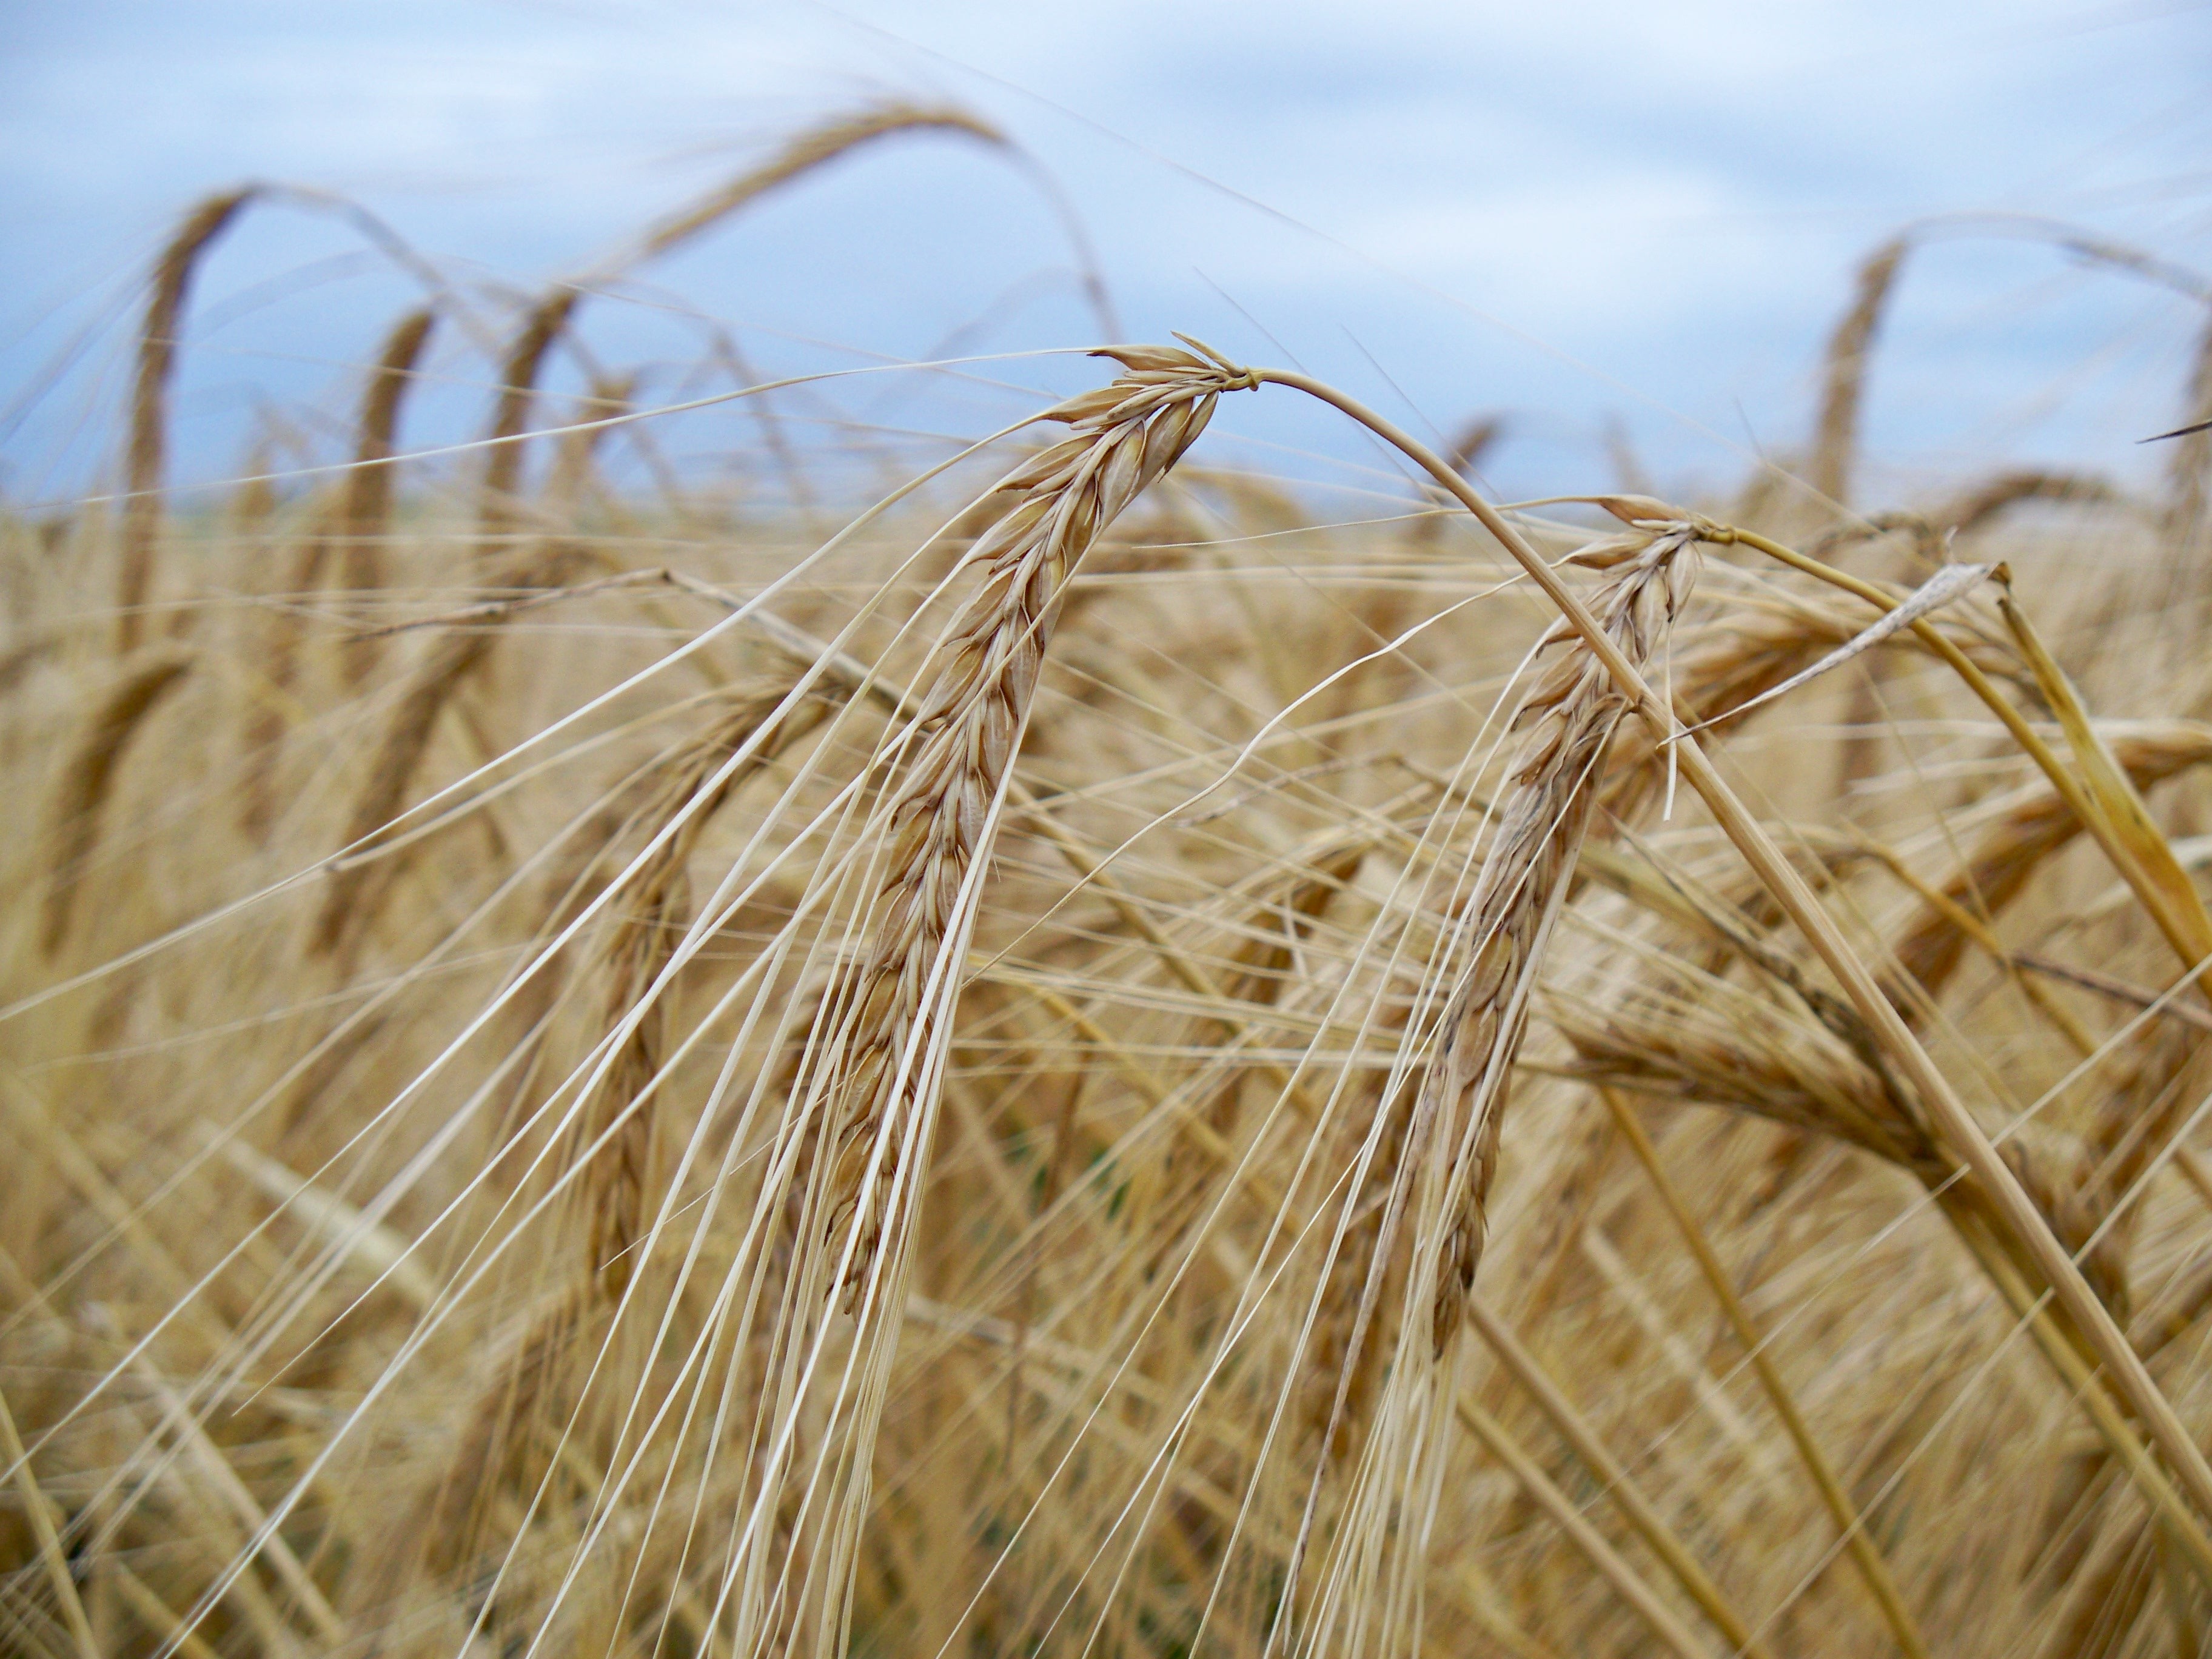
42, 650, 194, 956
476, 101, 1013, 542
117, 187, 261, 652
1808, 235, 1909, 512
579, 680, 831, 1296
1936, 468, 2115, 538
336, 304, 436, 615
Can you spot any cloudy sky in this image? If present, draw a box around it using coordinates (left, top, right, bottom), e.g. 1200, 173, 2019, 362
4, 0, 2208, 509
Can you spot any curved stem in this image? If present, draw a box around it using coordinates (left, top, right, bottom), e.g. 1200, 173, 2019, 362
1249, 364, 2212, 1529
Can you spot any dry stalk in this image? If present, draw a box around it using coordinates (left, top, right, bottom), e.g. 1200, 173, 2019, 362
1600, 1087, 1931, 1658
1465, 1300, 1775, 1659
118, 188, 261, 652
1452, 1397, 1718, 1659
42, 651, 194, 956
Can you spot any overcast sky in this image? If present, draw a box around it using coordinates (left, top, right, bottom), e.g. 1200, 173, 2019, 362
4, 0, 2209, 510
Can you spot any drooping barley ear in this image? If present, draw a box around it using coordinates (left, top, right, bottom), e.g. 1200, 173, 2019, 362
725, 346, 1250, 1655
580, 681, 832, 1296
1550, 960, 1948, 1188
1808, 236, 1908, 511
1418, 517, 1703, 1353
550, 374, 636, 512
398, 1289, 595, 1605
2031, 1022, 2203, 1326
1936, 468, 2114, 538
634, 103, 1004, 264
43, 651, 194, 955
235, 434, 315, 845
116, 188, 262, 654
335, 305, 436, 607
815, 344, 1251, 1285
476, 289, 585, 545
310, 541, 596, 959
1290, 511, 1700, 1651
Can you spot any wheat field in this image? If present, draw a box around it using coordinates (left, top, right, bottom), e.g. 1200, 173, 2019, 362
3, 102, 2211, 1658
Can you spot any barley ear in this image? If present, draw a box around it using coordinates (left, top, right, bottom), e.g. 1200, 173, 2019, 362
118, 188, 261, 652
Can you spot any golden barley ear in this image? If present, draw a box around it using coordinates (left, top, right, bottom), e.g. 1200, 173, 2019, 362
117, 188, 262, 653
44, 651, 194, 956
336, 304, 437, 605
1808, 236, 1908, 512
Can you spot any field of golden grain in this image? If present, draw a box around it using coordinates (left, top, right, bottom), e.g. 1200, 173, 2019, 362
3, 102, 2211, 1658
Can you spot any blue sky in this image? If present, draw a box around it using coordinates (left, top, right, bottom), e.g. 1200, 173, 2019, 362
4, 0, 2209, 511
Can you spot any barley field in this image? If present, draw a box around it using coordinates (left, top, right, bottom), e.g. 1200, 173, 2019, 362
3, 100, 2211, 1659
